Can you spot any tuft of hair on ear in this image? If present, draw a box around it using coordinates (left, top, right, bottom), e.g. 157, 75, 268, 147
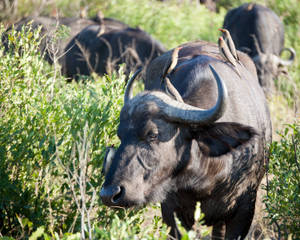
192, 122, 259, 157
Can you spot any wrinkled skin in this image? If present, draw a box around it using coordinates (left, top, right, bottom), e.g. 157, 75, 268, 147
223, 3, 294, 95
62, 26, 166, 81
101, 40, 272, 239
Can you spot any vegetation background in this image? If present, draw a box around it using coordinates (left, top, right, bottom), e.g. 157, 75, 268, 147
0, 0, 299, 239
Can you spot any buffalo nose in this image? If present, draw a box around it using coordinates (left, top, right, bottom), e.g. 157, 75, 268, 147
100, 185, 124, 206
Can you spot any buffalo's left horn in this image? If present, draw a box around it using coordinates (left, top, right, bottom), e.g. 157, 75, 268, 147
102, 146, 116, 175
124, 67, 142, 104
278, 47, 296, 66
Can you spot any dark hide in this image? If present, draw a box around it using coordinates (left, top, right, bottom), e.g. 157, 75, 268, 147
223, 3, 292, 94
100, 41, 272, 239
2, 16, 97, 64
63, 26, 166, 81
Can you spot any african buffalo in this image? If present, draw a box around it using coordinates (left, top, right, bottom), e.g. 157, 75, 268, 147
62, 25, 166, 81
223, 3, 295, 95
100, 39, 272, 239
2, 16, 98, 64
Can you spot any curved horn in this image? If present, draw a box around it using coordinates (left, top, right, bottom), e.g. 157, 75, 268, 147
102, 146, 116, 176
278, 47, 296, 66
124, 67, 142, 104
155, 65, 227, 125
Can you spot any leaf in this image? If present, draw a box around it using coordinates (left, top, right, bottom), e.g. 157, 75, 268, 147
194, 201, 201, 222
39, 135, 47, 148
29, 226, 45, 240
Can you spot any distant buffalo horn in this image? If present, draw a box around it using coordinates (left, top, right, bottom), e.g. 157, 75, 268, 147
278, 47, 296, 66
124, 67, 142, 104
254, 47, 296, 68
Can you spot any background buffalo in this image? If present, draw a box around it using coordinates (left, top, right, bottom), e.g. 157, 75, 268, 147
2, 16, 98, 64
223, 3, 295, 95
63, 25, 166, 81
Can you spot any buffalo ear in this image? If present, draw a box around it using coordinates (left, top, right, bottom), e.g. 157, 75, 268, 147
191, 122, 258, 157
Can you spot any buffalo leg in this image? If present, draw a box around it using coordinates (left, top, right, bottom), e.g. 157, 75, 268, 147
174, 205, 195, 231
225, 197, 256, 239
161, 202, 181, 240
212, 221, 226, 240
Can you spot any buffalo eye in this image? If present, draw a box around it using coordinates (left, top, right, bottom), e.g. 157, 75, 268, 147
146, 130, 158, 142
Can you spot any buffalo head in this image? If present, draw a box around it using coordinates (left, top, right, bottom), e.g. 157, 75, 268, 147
251, 35, 296, 91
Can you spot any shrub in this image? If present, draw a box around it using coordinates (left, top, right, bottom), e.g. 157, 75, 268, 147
0, 24, 142, 239
264, 123, 300, 239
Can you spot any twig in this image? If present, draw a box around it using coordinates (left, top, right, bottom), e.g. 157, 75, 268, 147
291, 135, 300, 172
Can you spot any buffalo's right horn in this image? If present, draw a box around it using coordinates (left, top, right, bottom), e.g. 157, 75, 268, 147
152, 65, 227, 125
278, 47, 296, 66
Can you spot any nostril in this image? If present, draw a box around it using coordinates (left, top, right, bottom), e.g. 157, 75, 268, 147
112, 186, 124, 203
100, 185, 125, 206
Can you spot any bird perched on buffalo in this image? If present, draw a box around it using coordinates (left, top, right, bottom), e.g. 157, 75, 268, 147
161, 46, 181, 83
218, 36, 241, 77
219, 28, 239, 61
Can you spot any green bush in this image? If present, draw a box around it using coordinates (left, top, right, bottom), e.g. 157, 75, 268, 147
264, 123, 300, 239
0, 24, 154, 239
